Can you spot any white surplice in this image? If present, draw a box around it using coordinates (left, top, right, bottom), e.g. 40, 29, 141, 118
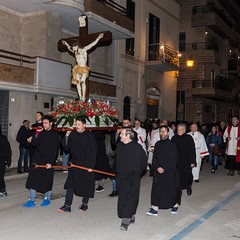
188, 131, 209, 180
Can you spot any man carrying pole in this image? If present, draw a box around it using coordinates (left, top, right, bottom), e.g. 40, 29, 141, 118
58, 116, 97, 213
23, 115, 59, 208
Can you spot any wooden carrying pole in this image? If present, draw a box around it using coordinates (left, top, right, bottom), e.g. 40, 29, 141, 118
69, 163, 115, 177
33, 163, 115, 177
33, 163, 69, 169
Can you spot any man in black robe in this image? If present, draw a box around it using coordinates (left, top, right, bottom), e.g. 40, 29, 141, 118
58, 116, 97, 213
23, 115, 59, 208
108, 116, 138, 197
0, 125, 12, 197
172, 123, 196, 196
146, 125, 180, 216
116, 127, 147, 231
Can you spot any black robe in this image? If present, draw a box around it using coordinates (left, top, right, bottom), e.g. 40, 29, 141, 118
110, 130, 138, 175
151, 139, 180, 209
0, 134, 12, 191
93, 131, 111, 181
116, 141, 147, 219
64, 130, 97, 198
171, 134, 196, 189
26, 129, 59, 193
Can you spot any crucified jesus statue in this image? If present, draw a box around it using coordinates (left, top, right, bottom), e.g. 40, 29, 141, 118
62, 32, 104, 101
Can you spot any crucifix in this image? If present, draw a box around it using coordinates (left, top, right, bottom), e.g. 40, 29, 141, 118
58, 15, 112, 101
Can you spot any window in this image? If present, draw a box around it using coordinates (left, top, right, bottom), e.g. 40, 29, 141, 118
179, 32, 186, 52
125, 0, 135, 56
148, 13, 160, 60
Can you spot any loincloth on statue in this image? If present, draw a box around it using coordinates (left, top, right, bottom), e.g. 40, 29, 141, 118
72, 65, 90, 85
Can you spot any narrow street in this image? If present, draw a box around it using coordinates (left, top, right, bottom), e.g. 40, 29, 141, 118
1, 162, 240, 240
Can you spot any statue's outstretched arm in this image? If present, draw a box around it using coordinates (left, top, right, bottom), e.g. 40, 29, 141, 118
62, 40, 74, 53
84, 33, 104, 51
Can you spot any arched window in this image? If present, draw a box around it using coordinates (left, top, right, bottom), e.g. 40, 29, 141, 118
123, 96, 131, 118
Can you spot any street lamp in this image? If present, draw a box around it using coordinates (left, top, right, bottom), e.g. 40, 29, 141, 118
186, 59, 194, 67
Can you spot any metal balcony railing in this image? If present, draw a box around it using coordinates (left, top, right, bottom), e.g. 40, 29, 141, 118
146, 43, 179, 67
179, 41, 219, 52
97, 0, 127, 15
89, 71, 114, 82
0, 49, 35, 67
192, 78, 233, 92
0, 48, 114, 83
192, 5, 233, 28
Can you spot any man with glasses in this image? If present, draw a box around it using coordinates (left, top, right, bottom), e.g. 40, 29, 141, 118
172, 123, 196, 196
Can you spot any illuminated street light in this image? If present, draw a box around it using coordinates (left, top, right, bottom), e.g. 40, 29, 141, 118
186, 59, 194, 67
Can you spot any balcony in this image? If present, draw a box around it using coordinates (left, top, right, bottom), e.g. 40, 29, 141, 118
0, 49, 35, 92
180, 42, 220, 65
192, 78, 234, 100
146, 43, 179, 72
192, 5, 237, 44
0, 49, 116, 97
84, 0, 134, 39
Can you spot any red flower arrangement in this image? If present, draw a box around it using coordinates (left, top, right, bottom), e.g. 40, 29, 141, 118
50, 99, 118, 127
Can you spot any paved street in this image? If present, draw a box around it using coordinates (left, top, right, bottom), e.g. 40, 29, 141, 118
1, 162, 240, 240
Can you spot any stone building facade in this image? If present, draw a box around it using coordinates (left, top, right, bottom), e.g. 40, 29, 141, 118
177, 0, 240, 123
0, 0, 180, 166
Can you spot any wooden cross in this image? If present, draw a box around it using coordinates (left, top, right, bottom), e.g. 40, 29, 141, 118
58, 15, 112, 100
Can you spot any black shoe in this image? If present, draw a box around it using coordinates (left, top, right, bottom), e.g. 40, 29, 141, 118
108, 191, 118, 197
130, 219, 135, 224
146, 208, 158, 216
79, 203, 88, 212
187, 185, 192, 196
17, 170, 23, 174
24, 169, 29, 173
195, 180, 199, 183
0, 191, 7, 197
58, 205, 71, 213
95, 186, 104, 192
120, 223, 128, 231
171, 207, 178, 214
